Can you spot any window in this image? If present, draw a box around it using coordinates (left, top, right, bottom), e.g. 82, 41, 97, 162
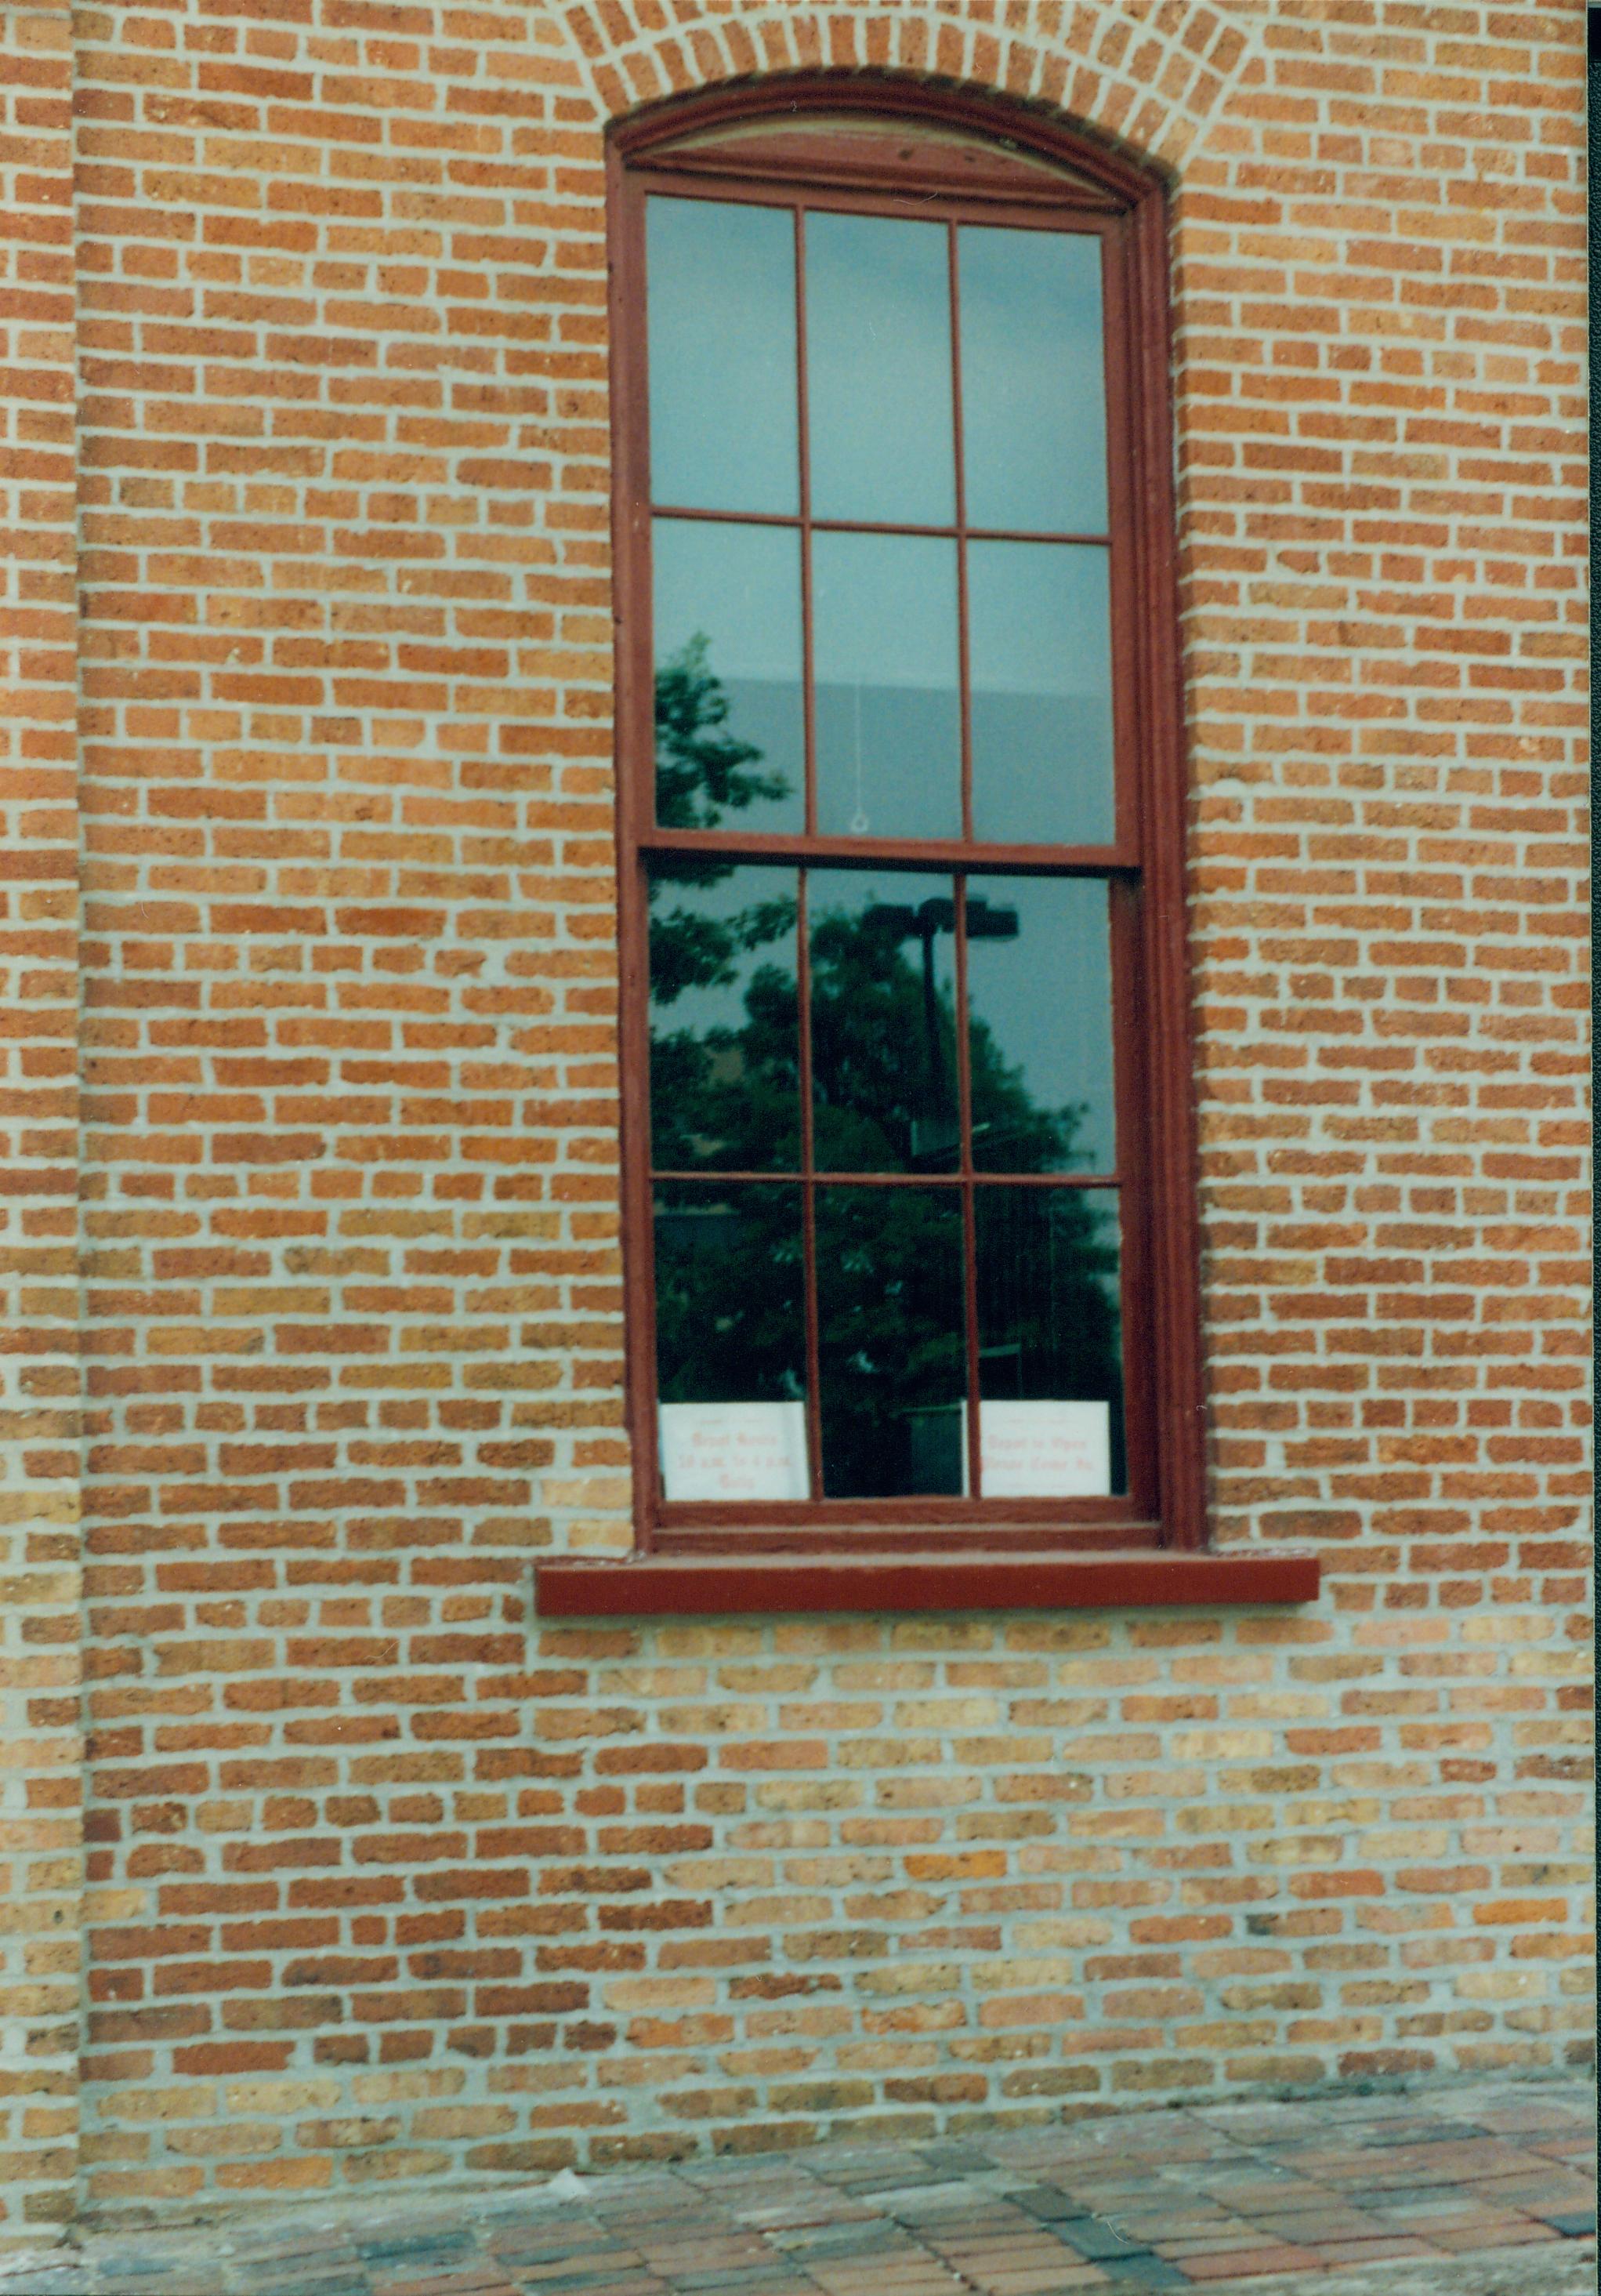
607, 86, 1207, 1565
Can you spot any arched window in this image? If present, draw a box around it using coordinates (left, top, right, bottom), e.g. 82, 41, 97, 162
605, 83, 1208, 1576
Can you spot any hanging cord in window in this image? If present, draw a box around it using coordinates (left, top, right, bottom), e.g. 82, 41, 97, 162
849, 679, 869, 834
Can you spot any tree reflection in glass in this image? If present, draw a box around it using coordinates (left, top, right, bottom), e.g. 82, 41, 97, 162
653, 520, 805, 835
647, 855, 799, 1173
816, 1186, 966, 1497
648, 635, 802, 1173
647, 644, 1126, 1503
654, 1184, 807, 1407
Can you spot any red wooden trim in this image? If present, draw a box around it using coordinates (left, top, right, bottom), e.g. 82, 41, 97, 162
1106, 876, 1153, 1514
657, 1519, 1157, 1552
535, 1550, 1322, 1618
632, 160, 1117, 240
609, 148, 662, 1555
658, 1496, 1146, 1534
650, 1169, 1121, 1190
635, 127, 1122, 212
651, 506, 1113, 546
639, 827, 1136, 873
795, 877, 824, 1500
645, 153, 1114, 213
949, 219, 974, 851
953, 884, 983, 1499
791, 219, 824, 1500
614, 77, 1157, 212
1126, 189, 1207, 1552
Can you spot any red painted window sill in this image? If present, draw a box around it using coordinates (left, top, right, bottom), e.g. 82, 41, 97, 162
534, 1549, 1320, 1618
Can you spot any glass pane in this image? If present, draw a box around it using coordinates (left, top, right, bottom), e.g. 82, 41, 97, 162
647, 861, 799, 1173
969, 540, 1114, 847
808, 870, 958, 1174
966, 877, 1115, 1176
813, 532, 961, 842
806, 210, 954, 526
958, 224, 1107, 535
816, 1186, 967, 1499
975, 1188, 1125, 1496
654, 1184, 809, 1500
647, 195, 799, 514
654, 518, 804, 835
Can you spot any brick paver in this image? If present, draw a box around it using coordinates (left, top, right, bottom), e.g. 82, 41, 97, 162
0, 2083, 1591, 2296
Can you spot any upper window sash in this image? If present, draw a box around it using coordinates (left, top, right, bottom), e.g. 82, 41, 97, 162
632, 176, 1131, 865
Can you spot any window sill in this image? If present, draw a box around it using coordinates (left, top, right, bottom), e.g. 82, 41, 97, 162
534, 1548, 1320, 1618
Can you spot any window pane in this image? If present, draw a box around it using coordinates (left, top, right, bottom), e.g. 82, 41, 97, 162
975, 1188, 1125, 1496
813, 532, 961, 842
647, 861, 799, 1173
958, 224, 1107, 535
966, 877, 1116, 1176
654, 1184, 809, 1500
647, 195, 799, 513
806, 210, 955, 526
807, 871, 957, 1174
968, 540, 1114, 847
816, 1186, 967, 1498
654, 518, 804, 835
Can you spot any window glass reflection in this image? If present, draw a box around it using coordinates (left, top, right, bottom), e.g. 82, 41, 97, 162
975, 1188, 1124, 1496
816, 1185, 967, 1498
968, 540, 1114, 847
654, 1184, 809, 1501
813, 532, 961, 842
654, 518, 805, 836
647, 196, 799, 514
966, 876, 1115, 1175
647, 861, 799, 1173
958, 224, 1107, 535
806, 211, 955, 526
808, 871, 957, 1173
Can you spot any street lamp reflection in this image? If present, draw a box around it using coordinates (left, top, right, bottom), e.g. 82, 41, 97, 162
861, 894, 1018, 1166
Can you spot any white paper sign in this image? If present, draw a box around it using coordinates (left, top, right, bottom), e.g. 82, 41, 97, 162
659, 1402, 810, 1503
980, 1400, 1110, 1498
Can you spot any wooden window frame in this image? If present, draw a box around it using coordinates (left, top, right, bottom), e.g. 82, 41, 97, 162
535, 81, 1317, 1615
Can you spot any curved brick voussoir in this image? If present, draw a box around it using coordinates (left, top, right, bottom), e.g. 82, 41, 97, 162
561, 0, 1255, 183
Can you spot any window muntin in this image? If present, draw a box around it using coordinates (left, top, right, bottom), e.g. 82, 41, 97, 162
616, 109, 1187, 1540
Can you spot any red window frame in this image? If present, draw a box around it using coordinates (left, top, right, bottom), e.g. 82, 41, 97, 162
606, 81, 1208, 1569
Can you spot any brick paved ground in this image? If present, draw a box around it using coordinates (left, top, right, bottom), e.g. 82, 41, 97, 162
0, 2080, 1590, 2296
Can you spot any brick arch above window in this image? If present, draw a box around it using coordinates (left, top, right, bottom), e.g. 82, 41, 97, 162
560, 2, 1259, 187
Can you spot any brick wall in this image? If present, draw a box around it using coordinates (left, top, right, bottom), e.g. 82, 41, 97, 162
0, 0, 83, 2248
1, 0, 1591, 2238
